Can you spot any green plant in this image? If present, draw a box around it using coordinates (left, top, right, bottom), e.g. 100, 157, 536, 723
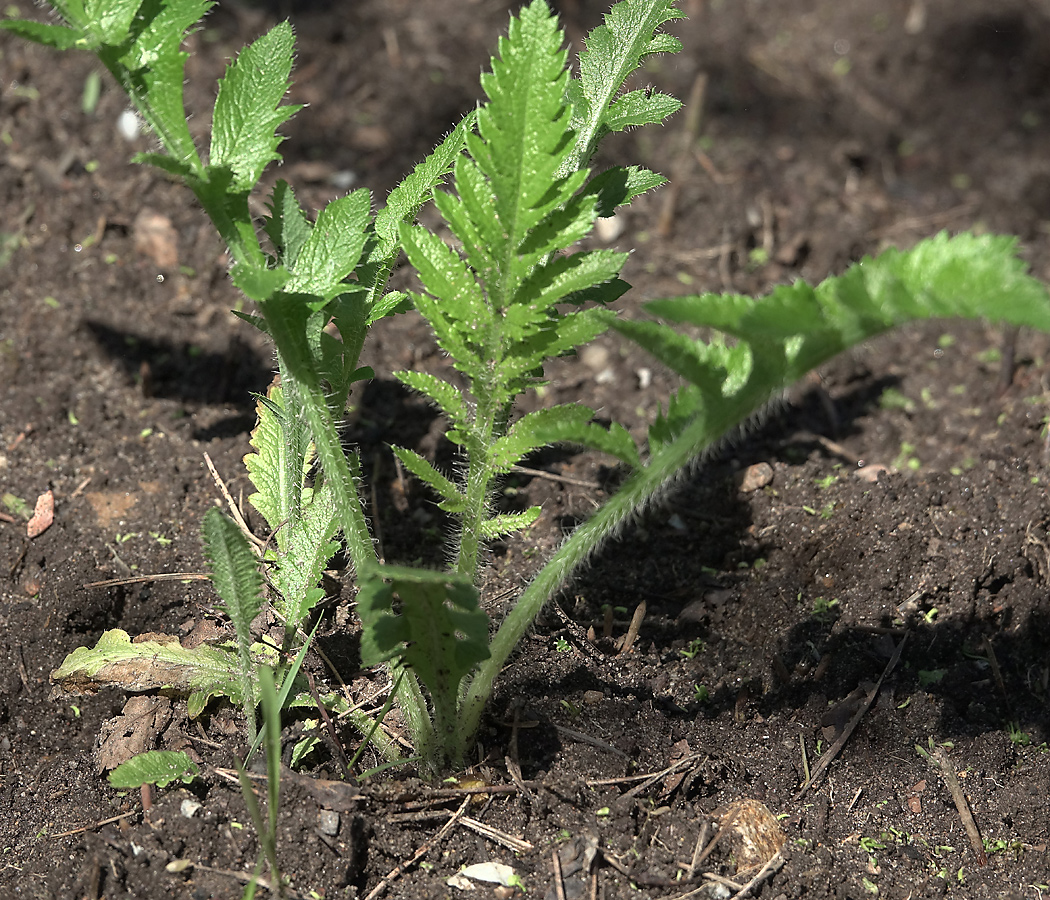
19, 0, 1050, 783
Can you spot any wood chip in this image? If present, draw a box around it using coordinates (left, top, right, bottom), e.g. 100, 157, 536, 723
27, 489, 54, 538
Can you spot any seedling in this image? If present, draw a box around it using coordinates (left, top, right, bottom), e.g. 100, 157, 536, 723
13, 0, 1050, 786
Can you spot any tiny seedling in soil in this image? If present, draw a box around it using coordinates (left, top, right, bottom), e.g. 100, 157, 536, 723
10, 0, 1050, 864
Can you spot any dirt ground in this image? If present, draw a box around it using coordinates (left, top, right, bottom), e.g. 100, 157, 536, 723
2, 0, 1050, 898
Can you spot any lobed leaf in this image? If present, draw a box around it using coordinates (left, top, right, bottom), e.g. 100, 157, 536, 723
479, 508, 542, 539
566, 0, 683, 172
357, 566, 490, 754
390, 447, 467, 513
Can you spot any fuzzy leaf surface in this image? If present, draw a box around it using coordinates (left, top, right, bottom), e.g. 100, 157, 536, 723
202, 507, 263, 656
210, 21, 301, 192
617, 232, 1050, 452
390, 447, 466, 512
286, 189, 371, 300
357, 566, 490, 744
566, 0, 683, 171
264, 179, 313, 270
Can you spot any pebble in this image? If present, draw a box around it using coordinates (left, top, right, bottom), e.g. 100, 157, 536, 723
180, 799, 202, 818
318, 809, 340, 836
738, 462, 773, 493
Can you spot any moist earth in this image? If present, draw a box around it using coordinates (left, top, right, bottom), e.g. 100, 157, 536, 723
2, 1, 1050, 898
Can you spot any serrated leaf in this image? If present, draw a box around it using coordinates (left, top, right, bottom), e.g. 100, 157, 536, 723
583, 165, 667, 217
394, 370, 469, 430
230, 261, 290, 302
286, 189, 371, 299
50, 628, 246, 710
400, 224, 487, 330
472, 0, 575, 265
357, 565, 490, 747
210, 20, 301, 192
604, 89, 681, 132
264, 179, 312, 269
244, 382, 304, 540
202, 507, 263, 655
492, 405, 639, 472
479, 507, 541, 539
366, 290, 413, 324
391, 446, 466, 512
508, 249, 628, 331
272, 481, 339, 629
373, 111, 477, 252
567, 0, 684, 171
85, 0, 140, 45
0, 20, 82, 50
617, 232, 1050, 454
109, 750, 199, 789
111, 0, 214, 169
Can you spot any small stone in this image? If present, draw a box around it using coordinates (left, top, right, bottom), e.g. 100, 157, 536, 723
318, 809, 340, 836
582, 690, 604, 705
180, 798, 202, 818
738, 462, 773, 493
595, 214, 626, 243
580, 344, 609, 372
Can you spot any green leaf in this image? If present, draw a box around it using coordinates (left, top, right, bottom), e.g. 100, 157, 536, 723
492, 405, 640, 472
109, 750, 199, 789
357, 565, 490, 759
85, 0, 140, 45
479, 508, 542, 540
472, 0, 575, 270
617, 232, 1050, 452
210, 20, 301, 192
394, 370, 469, 431
110, 0, 214, 170
50, 628, 247, 712
603, 89, 681, 133
373, 111, 477, 254
272, 481, 339, 630
566, 0, 683, 172
244, 384, 299, 539
390, 446, 467, 513
264, 179, 313, 270
0, 20, 82, 50
286, 189, 371, 300
230, 262, 290, 302
583, 165, 667, 217
202, 507, 263, 663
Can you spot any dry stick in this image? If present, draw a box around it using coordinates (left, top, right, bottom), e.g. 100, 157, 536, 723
796, 632, 908, 798
729, 848, 785, 900
303, 667, 352, 781
552, 847, 568, 900
84, 572, 210, 588
50, 811, 137, 839
617, 599, 646, 655
692, 805, 741, 870
687, 820, 709, 881
510, 463, 601, 490
362, 796, 471, 900
457, 816, 533, 853
657, 72, 708, 238
930, 746, 988, 867
203, 451, 266, 549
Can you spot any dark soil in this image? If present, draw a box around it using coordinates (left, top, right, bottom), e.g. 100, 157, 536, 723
3, 1, 1050, 898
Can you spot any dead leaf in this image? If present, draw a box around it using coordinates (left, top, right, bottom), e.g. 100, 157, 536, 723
133, 207, 178, 269
713, 799, 786, 875
85, 491, 138, 530
27, 489, 54, 538
96, 695, 172, 772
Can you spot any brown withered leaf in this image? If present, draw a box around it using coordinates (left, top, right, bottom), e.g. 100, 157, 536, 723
96, 695, 172, 773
